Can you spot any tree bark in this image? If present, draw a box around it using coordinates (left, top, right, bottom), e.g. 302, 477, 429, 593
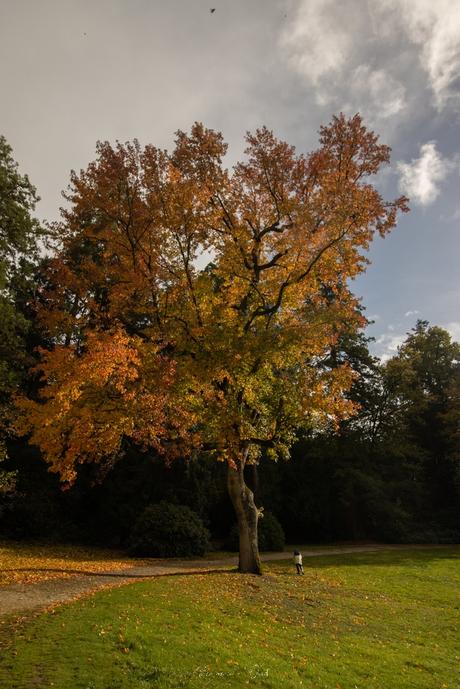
227, 452, 262, 574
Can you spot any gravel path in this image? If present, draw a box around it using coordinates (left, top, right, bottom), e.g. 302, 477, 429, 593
0, 545, 450, 618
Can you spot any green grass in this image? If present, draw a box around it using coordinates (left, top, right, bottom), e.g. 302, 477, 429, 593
1, 548, 459, 688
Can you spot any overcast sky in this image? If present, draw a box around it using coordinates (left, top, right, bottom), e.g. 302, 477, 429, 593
1, 0, 459, 358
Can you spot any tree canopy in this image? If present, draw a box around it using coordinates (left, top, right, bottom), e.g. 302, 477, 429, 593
16, 114, 408, 571
0, 136, 43, 492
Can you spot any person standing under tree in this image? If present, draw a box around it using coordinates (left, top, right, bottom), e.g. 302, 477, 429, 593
293, 551, 304, 575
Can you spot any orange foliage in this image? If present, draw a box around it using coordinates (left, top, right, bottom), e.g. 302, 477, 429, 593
16, 114, 408, 481
0, 541, 148, 586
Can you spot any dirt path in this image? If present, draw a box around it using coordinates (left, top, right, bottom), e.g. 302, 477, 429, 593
0, 545, 450, 618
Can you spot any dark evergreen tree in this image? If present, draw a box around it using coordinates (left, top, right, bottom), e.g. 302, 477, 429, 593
0, 136, 44, 499
383, 321, 460, 538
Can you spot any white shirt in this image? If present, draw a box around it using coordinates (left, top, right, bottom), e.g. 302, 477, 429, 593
294, 554, 302, 564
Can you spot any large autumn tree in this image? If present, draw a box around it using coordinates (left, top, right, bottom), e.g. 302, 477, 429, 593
17, 114, 407, 572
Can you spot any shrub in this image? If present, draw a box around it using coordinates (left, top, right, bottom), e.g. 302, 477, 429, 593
129, 502, 210, 557
226, 511, 285, 552
259, 511, 286, 551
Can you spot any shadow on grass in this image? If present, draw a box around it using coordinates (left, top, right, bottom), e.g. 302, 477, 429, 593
299, 546, 460, 570
3, 546, 459, 584
0, 566, 237, 581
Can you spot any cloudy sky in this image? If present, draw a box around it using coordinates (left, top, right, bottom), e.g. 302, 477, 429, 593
1, 0, 459, 358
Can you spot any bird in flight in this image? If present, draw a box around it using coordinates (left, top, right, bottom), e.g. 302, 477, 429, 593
210, 8, 215, 13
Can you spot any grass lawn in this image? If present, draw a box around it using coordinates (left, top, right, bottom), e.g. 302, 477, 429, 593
1, 548, 459, 689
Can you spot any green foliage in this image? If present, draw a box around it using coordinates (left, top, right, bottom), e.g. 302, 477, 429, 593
0, 456, 17, 520
0, 135, 42, 289
259, 511, 285, 551
129, 502, 210, 557
257, 323, 460, 545
383, 321, 460, 530
0, 135, 44, 494
0, 135, 42, 381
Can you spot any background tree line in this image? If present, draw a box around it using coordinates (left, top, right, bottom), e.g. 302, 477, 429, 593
0, 133, 459, 551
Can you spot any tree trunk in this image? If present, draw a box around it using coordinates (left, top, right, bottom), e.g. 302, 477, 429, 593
227, 454, 262, 574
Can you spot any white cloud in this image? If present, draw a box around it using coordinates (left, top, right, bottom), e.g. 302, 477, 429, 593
280, 0, 352, 89
378, 0, 460, 110
280, 2, 407, 122
397, 142, 454, 205
445, 321, 460, 343
344, 66, 406, 120
376, 332, 406, 362
404, 310, 420, 317
280, 0, 460, 120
